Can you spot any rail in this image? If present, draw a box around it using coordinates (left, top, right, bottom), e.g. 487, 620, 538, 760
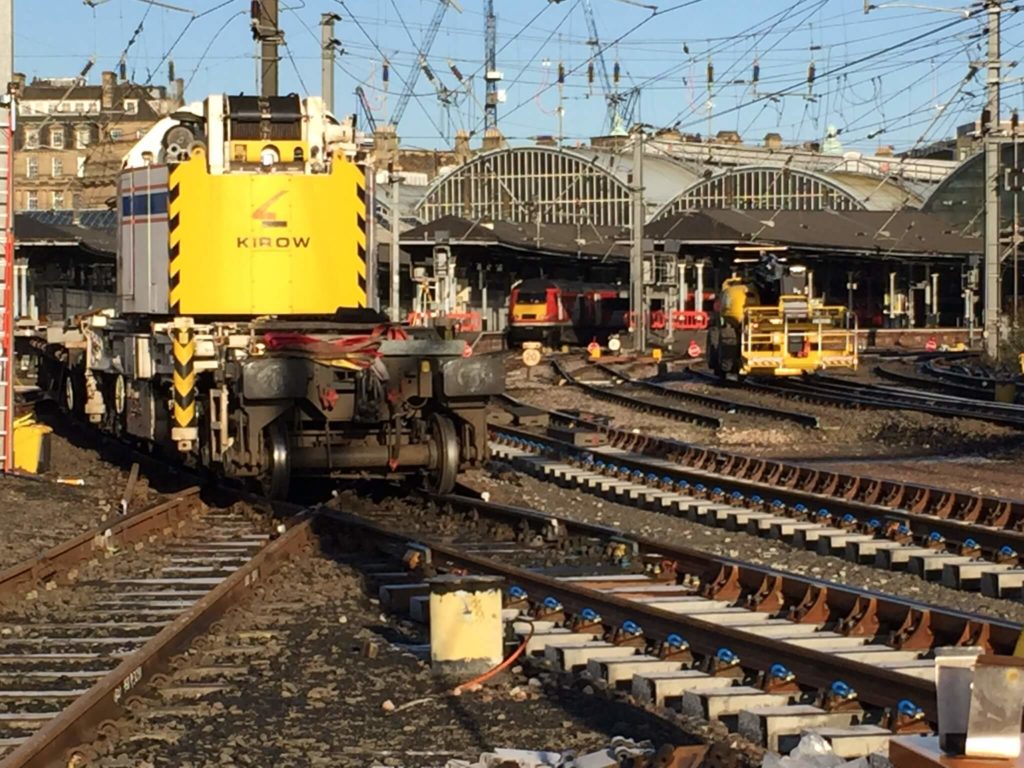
321, 495, 1023, 724
874, 364, 1000, 402
0, 489, 202, 599
594, 361, 819, 429
551, 359, 722, 429
922, 358, 1022, 398
0, 494, 313, 768
491, 395, 1024, 560
757, 374, 1024, 429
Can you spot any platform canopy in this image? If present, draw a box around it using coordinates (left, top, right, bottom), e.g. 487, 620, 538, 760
646, 209, 981, 260
400, 214, 629, 261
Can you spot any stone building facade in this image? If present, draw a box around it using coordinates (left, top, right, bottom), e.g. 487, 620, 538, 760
13, 71, 182, 212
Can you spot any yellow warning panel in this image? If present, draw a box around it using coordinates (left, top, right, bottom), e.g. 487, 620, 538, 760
168, 149, 367, 316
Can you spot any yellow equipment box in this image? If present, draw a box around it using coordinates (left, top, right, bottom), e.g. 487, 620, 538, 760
14, 420, 52, 474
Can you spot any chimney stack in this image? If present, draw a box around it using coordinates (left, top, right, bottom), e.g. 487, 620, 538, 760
481, 128, 507, 152
453, 130, 471, 165
101, 71, 116, 110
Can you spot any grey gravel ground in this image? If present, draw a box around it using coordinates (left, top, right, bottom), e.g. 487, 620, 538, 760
0, 425, 161, 570
506, 360, 1024, 499
87, 546, 715, 768
463, 465, 1024, 625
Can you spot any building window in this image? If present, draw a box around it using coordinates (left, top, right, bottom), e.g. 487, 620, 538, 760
52, 191, 65, 209
124, 99, 138, 114
77, 156, 86, 177
25, 128, 39, 149
77, 126, 90, 146
72, 192, 82, 210
52, 157, 63, 177
26, 191, 38, 210
50, 127, 64, 148
110, 128, 123, 141
26, 156, 38, 178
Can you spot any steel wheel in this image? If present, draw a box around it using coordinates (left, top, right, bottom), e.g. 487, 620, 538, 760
62, 366, 85, 415
260, 419, 291, 500
425, 412, 459, 495
63, 374, 76, 412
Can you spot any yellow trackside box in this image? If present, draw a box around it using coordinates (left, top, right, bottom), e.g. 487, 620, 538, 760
164, 147, 367, 316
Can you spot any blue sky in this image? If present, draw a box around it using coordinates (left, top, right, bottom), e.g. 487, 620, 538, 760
16, 1, 1024, 152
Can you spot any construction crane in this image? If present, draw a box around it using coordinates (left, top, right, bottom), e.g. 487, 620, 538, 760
355, 86, 378, 133
389, 0, 463, 127
579, 0, 653, 134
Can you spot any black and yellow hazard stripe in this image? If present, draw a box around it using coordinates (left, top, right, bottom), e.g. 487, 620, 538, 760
172, 326, 196, 433
355, 174, 367, 308
168, 166, 183, 315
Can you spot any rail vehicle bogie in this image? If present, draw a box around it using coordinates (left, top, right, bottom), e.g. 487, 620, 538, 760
42, 314, 497, 496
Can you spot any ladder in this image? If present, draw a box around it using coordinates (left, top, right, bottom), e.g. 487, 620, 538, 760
0, 102, 12, 472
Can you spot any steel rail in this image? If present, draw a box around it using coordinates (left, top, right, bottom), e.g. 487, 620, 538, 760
0, 489, 203, 600
873, 364, 998, 402
429, 492, 1019, 653
490, 416, 1024, 561
319, 506, 941, 721
813, 375, 1024, 415
1, 501, 311, 768
923, 358, 1022, 393
752, 376, 1024, 429
550, 359, 722, 429
593, 362, 820, 429
494, 392, 1024, 538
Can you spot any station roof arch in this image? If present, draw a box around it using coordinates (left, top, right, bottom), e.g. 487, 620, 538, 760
415, 145, 698, 228
919, 146, 1024, 236
650, 165, 920, 221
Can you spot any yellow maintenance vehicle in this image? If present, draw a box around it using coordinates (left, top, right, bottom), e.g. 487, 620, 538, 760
707, 259, 858, 378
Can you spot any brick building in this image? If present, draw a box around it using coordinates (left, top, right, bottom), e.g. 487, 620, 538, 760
13, 70, 183, 212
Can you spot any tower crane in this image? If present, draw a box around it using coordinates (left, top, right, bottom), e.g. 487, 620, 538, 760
355, 86, 378, 133
577, 0, 653, 134
388, 0, 463, 127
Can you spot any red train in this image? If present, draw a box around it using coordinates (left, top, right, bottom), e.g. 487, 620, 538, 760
508, 279, 629, 346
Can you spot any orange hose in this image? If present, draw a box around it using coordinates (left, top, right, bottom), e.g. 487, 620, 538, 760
452, 618, 535, 695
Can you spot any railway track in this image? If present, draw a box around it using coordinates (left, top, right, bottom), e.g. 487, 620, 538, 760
591, 362, 820, 429
0, 488, 313, 768
549, 359, 723, 429
491, 396, 1024, 596
741, 372, 1024, 429
923, 357, 1022, 395
873, 363, 1000, 401
4, 474, 1018, 762
322, 491, 1024, 758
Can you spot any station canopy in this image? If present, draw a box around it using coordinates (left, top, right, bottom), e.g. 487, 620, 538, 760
646, 209, 980, 260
